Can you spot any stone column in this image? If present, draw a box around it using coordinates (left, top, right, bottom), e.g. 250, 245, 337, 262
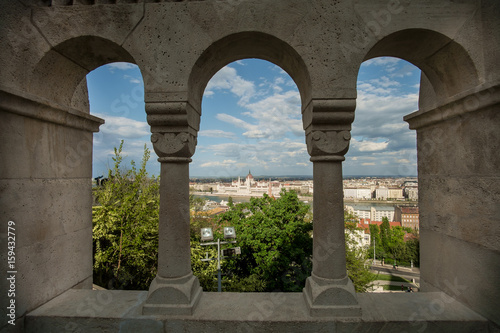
302, 99, 361, 317
142, 100, 202, 315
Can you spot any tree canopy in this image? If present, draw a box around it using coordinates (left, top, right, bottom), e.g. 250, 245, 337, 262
193, 192, 375, 293
193, 190, 313, 292
93, 142, 376, 292
344, 211, 376, 292
368, 216, 420, 267
92, 141, 159, 290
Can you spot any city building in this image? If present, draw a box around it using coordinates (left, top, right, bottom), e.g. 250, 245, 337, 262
345, 205, 395, 222
405, 186, 419, 201
375, 187, 389, 200
395, 206, 420, 231
343, 187, 372, 199
346, 226, 371, 250
216, 170, 283, 197
387, 187, 405, 200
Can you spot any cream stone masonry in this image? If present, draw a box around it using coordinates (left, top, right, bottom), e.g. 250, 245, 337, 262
302, 97, 360, 316
0, 0, 498, 331
143, 99, 202, 315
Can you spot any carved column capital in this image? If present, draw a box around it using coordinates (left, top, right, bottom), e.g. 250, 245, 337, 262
306, 130, 351, 161
145, 99, 200, 162
303, 98, 355, 161
151, 132, 197, 162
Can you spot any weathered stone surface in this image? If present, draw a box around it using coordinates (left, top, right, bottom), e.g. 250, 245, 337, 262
412, 107, 500, 177
1, 0, 499, 330
406, 75, 500, 329
25, 290, 488, 332
0, 110, 97, 179
420, 229, 500, 328
419, 175, 500, 252
0, 227, 92, 320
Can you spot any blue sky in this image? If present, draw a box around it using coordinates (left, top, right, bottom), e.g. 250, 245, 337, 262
87, 57, 420, 178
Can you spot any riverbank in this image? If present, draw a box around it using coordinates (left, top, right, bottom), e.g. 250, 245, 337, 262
191, 192, 313, 203
191, 192, 415, 206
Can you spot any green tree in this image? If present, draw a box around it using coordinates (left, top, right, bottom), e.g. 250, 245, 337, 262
191, 242, 219, 291
344, 212, 376, 292
192, 192, 374, 293
380, 217, 391, 251
206, 190, 313, 292
368, 224, 385, 260
376, 217, 420, 267
387, 226, 406, 265
92, 141, 159, 290
401, 230, 420, 267
189, 195, 212, 241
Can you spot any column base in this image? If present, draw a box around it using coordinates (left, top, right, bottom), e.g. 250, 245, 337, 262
142, 273, 202, 316
303, 274, 361, 317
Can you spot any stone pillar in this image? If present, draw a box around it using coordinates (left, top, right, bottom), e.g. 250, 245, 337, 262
142, 100, 202, 315
302, 99, 361, 317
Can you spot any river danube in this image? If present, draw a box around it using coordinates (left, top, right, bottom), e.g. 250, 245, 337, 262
193, 194, 406, 211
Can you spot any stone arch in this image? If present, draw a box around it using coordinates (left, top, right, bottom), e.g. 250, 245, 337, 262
30, 35, 137, 110
187, 31, 312, 115
362, 28, 480, 102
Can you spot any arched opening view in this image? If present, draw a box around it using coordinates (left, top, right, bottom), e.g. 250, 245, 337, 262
346, 56, 421, 292
4, 1, 498, 329
190, 59, 314, 292
87, 63, 160, 290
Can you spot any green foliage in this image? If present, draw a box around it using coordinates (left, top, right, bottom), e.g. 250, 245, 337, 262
373, 273, 409, 283
195, 190, 313, 292
368, 224, 385, 259
192, 194, 375, 293
191, 242, 219, 291
380, 217, 391, 250
189, 195, 213, 242
404, 233, 420, 266
92, 141, 159, 290
367, 217, 420, 267
344, 212, 376, 292
383, 285, 404, 291
387, 226, 406, 262
92, 144, 411, 293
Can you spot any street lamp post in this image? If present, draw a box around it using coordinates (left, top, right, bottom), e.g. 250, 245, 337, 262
200, 227, 240, 292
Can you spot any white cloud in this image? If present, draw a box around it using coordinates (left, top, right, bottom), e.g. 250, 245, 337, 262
204, 66, 255, 105
369, 76, 400, 88
355, 91, 418, 116
194, 138, 310, 176
107, 62, 136, 71
242, 91, 303, 139
216, 114, 256, 132
200, 160, 237, 168
216, 88, 303, 140
363, 57, 400, 67
124, 75, 142, 84
94, 113, 149, 138
198, 129, 237, 139
353, 139, 389, 152
195, 57, 420, 176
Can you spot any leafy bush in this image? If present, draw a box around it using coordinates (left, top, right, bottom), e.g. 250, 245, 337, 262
92, 141, 159, 290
